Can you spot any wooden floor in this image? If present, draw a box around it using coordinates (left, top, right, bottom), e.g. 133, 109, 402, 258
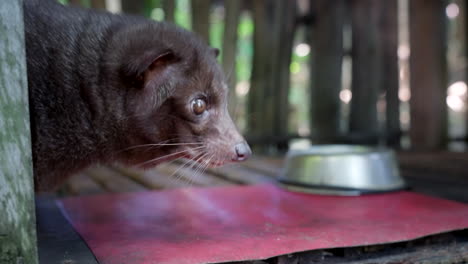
54, 151, 468, 264
60, 151, 468, 203
60, 156, 283, 196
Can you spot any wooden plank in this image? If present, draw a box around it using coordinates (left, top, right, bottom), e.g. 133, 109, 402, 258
68, 0, 82, 6
162, 0, 175, 23
404, 175, 468, 203
397, 152, 468, 182
86, 166, 147, 193
0, 0, 38, 263
222, 0, 242, 116
64, 172, 103, 195
349, 0, 381, 143
208, 165, 276, 185
271, 0, 296, 150
191, 0, 211, 43
248, 0, 278, 152
90, 0, 106, 9
380, 0, 401, 147
121, 0, 145, 15
409, 0, 448, 150
247, 0, 296, 151
309, 0, 345, 143
240, 158, 283, 177
156, 162, 234, 186
111, 165, 192, 190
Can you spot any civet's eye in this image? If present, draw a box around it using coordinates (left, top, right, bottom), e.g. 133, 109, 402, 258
191, 98, 207, 115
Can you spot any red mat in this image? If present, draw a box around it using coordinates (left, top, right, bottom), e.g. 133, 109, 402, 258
59, 184, 468, 264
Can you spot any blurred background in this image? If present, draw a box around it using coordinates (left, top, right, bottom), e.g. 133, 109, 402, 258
53, 0, 468, 203
61, 0, 467, 154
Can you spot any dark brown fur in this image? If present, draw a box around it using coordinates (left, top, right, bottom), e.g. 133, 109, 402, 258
24, 0, 250, 191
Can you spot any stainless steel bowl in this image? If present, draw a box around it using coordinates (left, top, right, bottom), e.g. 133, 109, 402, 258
278, 145, 406, 196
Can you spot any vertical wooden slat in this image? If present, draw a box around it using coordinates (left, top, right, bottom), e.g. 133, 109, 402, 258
349, 0, 382, 143
465, 0, 468, 137
248, 0, 268, 140
409, 0, 448, 150
248, 0, 275, 151
0, 0, 38, 263
121, 0, 145, 15
162, 0, 175, 23
69, 0, 82, 6
380, 0, 400, 146
222, 0, 242, 116
309, 0, 345, 143
248, 0, 295, 151
191, 0, 211, 44
90, 0, 106, 9
272, 0, 296, 150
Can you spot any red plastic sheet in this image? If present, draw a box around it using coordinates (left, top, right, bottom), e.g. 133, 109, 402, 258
59, 184, 468, 264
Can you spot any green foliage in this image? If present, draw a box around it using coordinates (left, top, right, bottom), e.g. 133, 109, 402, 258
150, 8, 165, 21
236, 12, 254, 82
209, 6, 223, 51
175, 0, 191, 30
81, 0, 91, 7
145, 0, 161, 17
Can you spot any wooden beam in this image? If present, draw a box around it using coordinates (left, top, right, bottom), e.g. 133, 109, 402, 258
222, 0, 242, 116
248, 0, 275, 147
248, 0, 293, 152
68, 0, 82, 6
464, 0, 468, 136
191, 0, 211, 44
272, 0, 296, 150
86, 166, 146, 193
162, 0, 175, 23
121, 0, 145, 15
380, 0, 400, 147
409, 0, 448, 150
90, 0, 106, 9
349, 0, 382, 143
309, 0, 345, 143
0, 0, 38, 263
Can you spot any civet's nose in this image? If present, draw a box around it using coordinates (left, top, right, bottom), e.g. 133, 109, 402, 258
233, 142, 252, 162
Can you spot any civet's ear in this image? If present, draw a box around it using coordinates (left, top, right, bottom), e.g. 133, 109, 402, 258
140, 50, 179, 90
122, 48, 180, 108
211, 48, 220, 58
123, 49, 179, 90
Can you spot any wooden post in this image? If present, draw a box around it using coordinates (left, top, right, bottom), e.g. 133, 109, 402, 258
0, 0, 38, 263
121, 0, 145, 15
248, 0, 267, 139
248, 0, 294, 152
272, 0, 296, 150
162, 0, 175, 23
349, 0, 382, 143
90, 0, 106, 9
409, 0, 448, 150
191, 0, 211, 44
309, 0, 345, 143
464, 0, 468, 138
248, 0, 275, 151
222, 0, 242, 116
380, 0, 400, 147
69, 0, 82, 6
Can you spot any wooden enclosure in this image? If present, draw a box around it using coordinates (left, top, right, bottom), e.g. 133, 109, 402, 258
0, 1, 467, 263
62, 0, 463, 153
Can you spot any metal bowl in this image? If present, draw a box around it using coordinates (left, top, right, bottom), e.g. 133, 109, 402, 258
278, 145, 406, 196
